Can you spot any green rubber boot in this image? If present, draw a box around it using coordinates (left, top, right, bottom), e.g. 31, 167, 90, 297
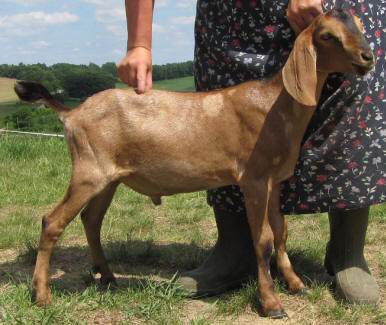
178, 207, 257, 296
324, 207, 380, 304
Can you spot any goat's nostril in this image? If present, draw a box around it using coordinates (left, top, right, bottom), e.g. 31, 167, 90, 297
361, 52, 374, 62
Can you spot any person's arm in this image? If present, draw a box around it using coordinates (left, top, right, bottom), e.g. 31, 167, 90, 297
118, 0, 154, 93
287, 0, 323, 34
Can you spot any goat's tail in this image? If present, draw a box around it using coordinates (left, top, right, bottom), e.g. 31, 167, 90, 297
14, 81, 71, 121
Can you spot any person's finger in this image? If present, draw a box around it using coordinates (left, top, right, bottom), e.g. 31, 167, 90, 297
288, 15, 303, 35
287, 0, 324, 33
117, 62, 130, 86
310, 8, 322, 17
136, 65, 147, 94
128, 67, 138, 89
302, 12, 316, 27
145, 69, 153, 92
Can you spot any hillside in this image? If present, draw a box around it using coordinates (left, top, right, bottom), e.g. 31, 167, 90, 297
0, 77, 18, 103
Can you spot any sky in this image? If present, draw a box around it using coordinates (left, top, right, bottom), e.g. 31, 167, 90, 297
0, 0, 196, 66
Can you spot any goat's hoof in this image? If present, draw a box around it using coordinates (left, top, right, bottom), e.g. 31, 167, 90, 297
92, 265, 102, 274
266, 309, 287, 319
100, 277, 118, 289
290, 286, 309, 295
34, 292, 52, 306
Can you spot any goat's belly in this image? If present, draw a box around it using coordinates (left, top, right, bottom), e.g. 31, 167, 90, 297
120, 169, 233, 197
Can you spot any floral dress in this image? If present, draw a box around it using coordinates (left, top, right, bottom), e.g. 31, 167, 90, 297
194, 0, 386, 214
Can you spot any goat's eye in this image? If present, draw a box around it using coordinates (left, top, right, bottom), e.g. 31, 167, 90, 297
321, 32, 333, 40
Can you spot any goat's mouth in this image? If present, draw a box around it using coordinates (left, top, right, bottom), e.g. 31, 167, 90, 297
352, 63, 373, 76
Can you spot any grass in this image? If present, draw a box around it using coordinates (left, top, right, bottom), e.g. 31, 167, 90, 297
0, 134, 384, 324
0, 274, 187, 324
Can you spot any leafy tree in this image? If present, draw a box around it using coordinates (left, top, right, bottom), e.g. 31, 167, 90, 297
152, 61, 193, 81
61, 69, 116, 99
51, 63, 80, 81
18, 66, 60, 93
101, 62, 118, 78
4, 106, 33, 129
88, 62, 100, 71
0, 63, 24, 78
4, 105, 63, 133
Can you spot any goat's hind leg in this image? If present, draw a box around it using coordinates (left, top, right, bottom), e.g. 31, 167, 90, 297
269, 186, 306, 294
33, 177, 108, 306
81, 183, 118, 286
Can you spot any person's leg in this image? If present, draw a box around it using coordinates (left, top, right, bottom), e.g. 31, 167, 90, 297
325, 207, 380, 304
178, 205, 257, 296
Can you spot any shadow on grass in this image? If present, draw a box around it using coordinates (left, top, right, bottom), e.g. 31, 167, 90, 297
0, 238, 331, 310
0, 239, 210, 291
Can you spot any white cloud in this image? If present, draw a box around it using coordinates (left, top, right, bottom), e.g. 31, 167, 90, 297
175, 0, 197, 9
106, 25, 125, 37
152, 23, 166, 33
82, 0, 107, 4
112, 49, 124, 56
17, 49, 36, 55
0, 12, 79, 28
155, 0, 170, 8
95, 8, 125, 23
3, 0, 50, 5
175, 37, 193, 46
31, 40, 50, 48
81, 0, 123, 7
72, 48, 80, 52
3, 27, 43, 36
170, 16, 195, 25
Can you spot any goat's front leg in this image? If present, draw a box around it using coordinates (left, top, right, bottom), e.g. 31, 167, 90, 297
269, 185, 306, 294
33, 181, 103, 306
242, 178, 285, 318
81, 183, 118, 286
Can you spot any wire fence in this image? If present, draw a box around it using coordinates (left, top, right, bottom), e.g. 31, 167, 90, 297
0, 129, 64, 138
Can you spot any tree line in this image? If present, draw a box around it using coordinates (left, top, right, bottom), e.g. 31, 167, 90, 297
152, 61, 193, 81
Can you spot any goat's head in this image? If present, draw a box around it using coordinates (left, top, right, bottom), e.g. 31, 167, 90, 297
283, 9, 375, 106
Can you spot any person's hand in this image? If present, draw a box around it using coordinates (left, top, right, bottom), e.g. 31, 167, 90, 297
118, 46, 153, 94
287, 0, 323, 34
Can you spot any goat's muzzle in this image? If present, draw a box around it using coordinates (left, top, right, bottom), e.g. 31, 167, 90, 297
352, 47, 375, 76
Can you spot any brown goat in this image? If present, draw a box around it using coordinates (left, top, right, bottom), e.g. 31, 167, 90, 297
14, 9, 374, 318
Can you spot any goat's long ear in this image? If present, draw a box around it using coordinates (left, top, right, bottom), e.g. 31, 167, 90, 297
282, 28, 318, 106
